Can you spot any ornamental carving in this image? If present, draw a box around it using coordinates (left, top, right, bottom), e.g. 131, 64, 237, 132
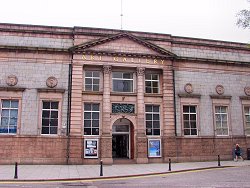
136, 67, 145, 76
244, 86, 250, 96
216, 85, 224, 95
46, 76, 58, 88
103, 65, 112, 74
184, 83, 193, 94
112, 103, 135, 114
6, 75, 18, 86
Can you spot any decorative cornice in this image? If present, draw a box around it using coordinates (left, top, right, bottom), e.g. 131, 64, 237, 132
178, 93, 201, 98
37, 88, 65, 93
209, 95, 232, 99
0, 87, 25, 92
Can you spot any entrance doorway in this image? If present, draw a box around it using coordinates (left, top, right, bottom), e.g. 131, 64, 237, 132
112, 118, 134, 159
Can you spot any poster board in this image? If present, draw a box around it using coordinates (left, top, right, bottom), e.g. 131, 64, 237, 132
84, 139, 98, 158
148, 139, 161, 157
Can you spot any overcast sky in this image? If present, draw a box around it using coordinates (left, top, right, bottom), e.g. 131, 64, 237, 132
1, 0, 249, 43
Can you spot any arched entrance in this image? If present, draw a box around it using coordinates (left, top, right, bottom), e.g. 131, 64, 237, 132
112, 118, 134, 159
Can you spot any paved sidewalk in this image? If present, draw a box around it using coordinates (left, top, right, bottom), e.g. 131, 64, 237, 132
0, 160, 249, 181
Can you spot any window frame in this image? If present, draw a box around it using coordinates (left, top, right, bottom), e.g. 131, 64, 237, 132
243, 104, 250, 136
83, 103, 100, 136
145, 104, 161, 136
41, 101, 59, 135
0, 99, 20, 135
39, 92, 62, 136
214, 105, 229, 136
145, 73, 160, 94
112, 71, 134, 93
182, 105, 198, 136
84, 70, 101, 92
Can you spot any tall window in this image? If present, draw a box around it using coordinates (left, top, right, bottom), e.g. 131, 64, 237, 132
145, 73, 159, 93
215, 106, 228, 136
84, 103, 99, 135
244, 106, 250, 135
183, 105, 197, 136
112, 72, 133, 92
0, 100, 18, 134
42, 101, 59, 135
145, 105, 160, 135
85, 71, 100, 91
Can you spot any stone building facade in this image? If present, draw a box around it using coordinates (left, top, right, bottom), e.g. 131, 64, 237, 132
0, 23, 249, 164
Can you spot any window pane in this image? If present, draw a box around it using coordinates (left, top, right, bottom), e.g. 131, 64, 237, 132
92, 112, 99, 119
184, 129, 190, 135
190, 106, 196, 113
50, 119, 58, 127
85, 71, 92, 77
153, 114, 159, 120
84, 128, 91, 135
145, 105, 152, 112
145, 81, 151, 87
152, 81, 158, 87
183, 106, 189, 113
93, 71, 99, 77
183, 114, 189, 121
9, 118, 17, 125
11, 101, 18, 108
190, 122, 196, 128
1, 117, 9, 126
92, 128, 99, 135
1, 109, 9, 117
145, 74, 151, 80
42, 119, 49, 126
221, 114, 227, 121
123, 73, 132, 79
42, 111, 50, 118
84, 112, 91, 119
191, 129, 197, 135
190, 114, 196, 121
153, 106, 159, 112
51, 111, 58, 118
92, 120, 99, 127
50, 127, 57, 134
113, 72, 122, 78
215, 114, 221, 121
43, 102, 50, 109
146, 128, 152, 135
85, 85, 92, 91
51, 102, 59, 109
184, 121, 190, 128
2, 100, 10, 108
146, 114, 152, 120
84, 104, 91, 111
85, 78, 92, 85
151, 74, 158, 80
42, 127, 49, 134
220, 106, 227, 113
123, 80, 133, 92
84, 120, 91, 127
153, 129, 160, 135
9, 126, 17, 133
10, 110, 18, 118
0, 127, 8, 133
153, 121, 160, 128
93, 79, 99, 84
146, 121, 152, 128
92, 104, 99, 111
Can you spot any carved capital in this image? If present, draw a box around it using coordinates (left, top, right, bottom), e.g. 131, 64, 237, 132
136, 67, 145, 76
103, 65, 112, 74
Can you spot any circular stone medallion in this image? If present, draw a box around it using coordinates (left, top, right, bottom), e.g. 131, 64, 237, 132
46, 76, 58, 88
6, 75, 18, 86
244, 86, 250, 96
184, 83, 193, 94
216, 85, 224, 95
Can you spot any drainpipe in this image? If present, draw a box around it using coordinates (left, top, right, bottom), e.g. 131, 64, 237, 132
66, 58, 72, 165
172, 69, 177, 136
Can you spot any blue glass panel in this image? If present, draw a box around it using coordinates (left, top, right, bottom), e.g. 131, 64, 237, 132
9, 118, 17, 125
1, 109, 9, 117
11, 101, 18, 108
1, 117, 9, 126
10, 109, 18, 118
0, 127, 8, 133
2, 100, 10, 108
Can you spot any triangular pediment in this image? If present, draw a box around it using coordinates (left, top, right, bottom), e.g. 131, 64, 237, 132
70, 32, 176, 58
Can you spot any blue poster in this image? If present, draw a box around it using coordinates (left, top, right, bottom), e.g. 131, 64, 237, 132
148, 139, 161, 157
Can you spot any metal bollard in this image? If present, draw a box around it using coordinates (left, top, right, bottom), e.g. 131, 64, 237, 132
100, 160, 103, 176
218, 155, 221, 167
168, 158, 171, 171
14, 162, 18, 179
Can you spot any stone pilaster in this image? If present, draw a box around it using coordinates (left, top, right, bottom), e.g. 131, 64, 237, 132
136, 67, 148, 163
101, 65, 112, 164
162, 66, 175, 136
